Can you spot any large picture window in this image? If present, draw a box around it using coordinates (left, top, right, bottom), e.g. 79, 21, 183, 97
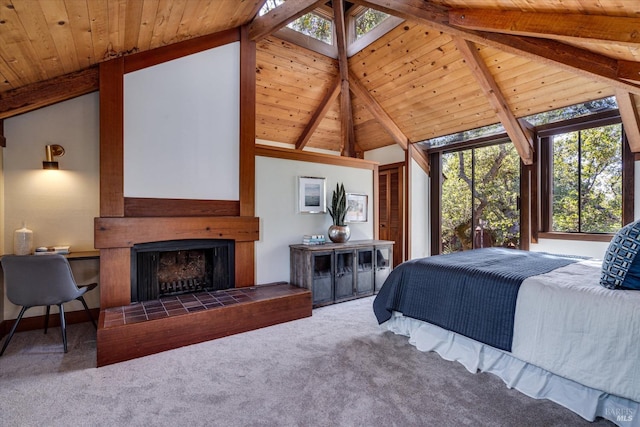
440, 141, 521, 254
539, 113, 631, 237
550, 124, 622, 233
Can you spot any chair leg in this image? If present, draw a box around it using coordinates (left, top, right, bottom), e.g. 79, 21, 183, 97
77, 296, 97, 330
44, 305, 51, 334
0, 306, 29, 357
59, 304, 68, 353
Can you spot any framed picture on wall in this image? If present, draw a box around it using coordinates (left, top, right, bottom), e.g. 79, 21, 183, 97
346, 193, 368, 222
298, 176, 326, 213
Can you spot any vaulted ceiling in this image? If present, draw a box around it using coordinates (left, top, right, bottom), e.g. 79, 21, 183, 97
1, 0, 640, 164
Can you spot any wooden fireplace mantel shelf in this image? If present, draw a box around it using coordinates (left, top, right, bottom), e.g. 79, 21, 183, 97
94, 216, 259, 248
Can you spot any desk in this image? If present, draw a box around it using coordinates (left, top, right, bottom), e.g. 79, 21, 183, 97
1, 250, 100, 260
65, 251, 100, 261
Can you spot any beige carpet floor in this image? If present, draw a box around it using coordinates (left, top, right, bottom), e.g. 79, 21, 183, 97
0, 296, 612, 426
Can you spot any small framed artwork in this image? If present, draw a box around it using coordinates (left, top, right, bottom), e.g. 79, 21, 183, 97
346, 193, 368, 222
298, 176, 326, 213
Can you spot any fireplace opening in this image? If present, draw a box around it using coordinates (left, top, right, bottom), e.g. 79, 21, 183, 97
131, 239, 235, 302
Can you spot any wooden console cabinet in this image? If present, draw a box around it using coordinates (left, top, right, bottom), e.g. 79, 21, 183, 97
290, 240, 393, 307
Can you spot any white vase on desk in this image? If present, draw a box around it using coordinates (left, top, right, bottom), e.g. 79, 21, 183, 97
13, 222, 33, 255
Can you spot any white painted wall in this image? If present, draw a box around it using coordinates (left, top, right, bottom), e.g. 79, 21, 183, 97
365, 144, 405, 164
124, 43, 240, 200
410, 158, 430, 259
530, 239, 609, 259
2, 93, 101, 319
0, 147, 4, 318
255, 155, 374, 284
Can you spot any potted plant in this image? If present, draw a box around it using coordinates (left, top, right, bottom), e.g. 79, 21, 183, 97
327, 183, 351, 243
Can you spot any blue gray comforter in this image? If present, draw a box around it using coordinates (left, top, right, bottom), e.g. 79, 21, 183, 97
373, 248, 581, 352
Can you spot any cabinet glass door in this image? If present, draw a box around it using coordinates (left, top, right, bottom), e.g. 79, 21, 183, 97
334, 250, 354, 301
356, 248, 374, 295
374, 246, 392, 292
312, 253, 333, 305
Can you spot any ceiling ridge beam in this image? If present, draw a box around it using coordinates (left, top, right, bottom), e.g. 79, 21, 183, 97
348, 69, 408, 150
353, 0, 640, 96
449, 9, 640, 46
453, 37, 533, 165
617, 60, 640, 83
248, 0, 325, 41
615, 90, 640, 152
295, 74, 341, 150
333, 0, 355, 157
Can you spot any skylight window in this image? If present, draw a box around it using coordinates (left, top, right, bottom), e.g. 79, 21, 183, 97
259, 0, 284, 15
354, 8, 390, 39
524, 96, 618, 127
288, 13, 333, 45
420, 96, 620, 150
421, 124, 506, 150
258, 0, 333, 45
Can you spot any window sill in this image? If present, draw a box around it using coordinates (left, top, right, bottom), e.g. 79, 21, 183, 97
538, 232, 613, 243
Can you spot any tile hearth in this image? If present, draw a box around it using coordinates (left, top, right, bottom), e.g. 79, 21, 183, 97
102, 287, 263, 328
97, 282, 312, 366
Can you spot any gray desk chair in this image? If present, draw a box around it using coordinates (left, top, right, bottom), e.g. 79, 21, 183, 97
0, 254, 97, 356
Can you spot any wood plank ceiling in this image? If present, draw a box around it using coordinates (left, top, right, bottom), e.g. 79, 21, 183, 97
1, 0, 640, 163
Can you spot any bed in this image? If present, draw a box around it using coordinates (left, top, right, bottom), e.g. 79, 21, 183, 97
373, 247, 640, 427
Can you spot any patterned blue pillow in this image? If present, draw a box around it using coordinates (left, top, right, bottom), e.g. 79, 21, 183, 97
600, 220, 640, 289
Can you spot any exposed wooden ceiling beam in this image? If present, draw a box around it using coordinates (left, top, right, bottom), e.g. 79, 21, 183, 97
617, 60, 640, 83
0, 120, 6, 147
449, 9, 640, 46
248, 0, 325, 41
409, 144, 430, 175
615, 90, 640, 152
353, 0, 640, 96
333, 0, 355, 157
295, 75, 341, 150
454, 37, 533, 164
348, 70, 408, 150
0, 66, 99, 120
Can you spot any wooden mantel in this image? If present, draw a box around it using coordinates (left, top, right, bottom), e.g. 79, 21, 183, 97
95, 216, 259, 248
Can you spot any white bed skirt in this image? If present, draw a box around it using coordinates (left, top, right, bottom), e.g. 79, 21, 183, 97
383, 312, 639, 427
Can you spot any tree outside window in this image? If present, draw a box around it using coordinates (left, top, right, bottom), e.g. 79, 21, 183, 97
355, 8, 389, 39
441, 142, 520, 253
551, 124, 622, 233
259, 0, 333, 45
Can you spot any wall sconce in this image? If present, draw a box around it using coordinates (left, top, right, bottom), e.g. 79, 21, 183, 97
43, 144, 65, 170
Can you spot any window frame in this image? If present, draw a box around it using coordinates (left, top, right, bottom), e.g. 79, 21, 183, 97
429, 134, 526, 255
259, 2, 404, 59
535, 110, 633, 241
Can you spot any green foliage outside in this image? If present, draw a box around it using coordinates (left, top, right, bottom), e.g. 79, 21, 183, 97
355, 9, 389, 39
552, 124, 622, 233
441, 123, 622, 254
441, 143, 520, 253
259, 0, 332, 44
260, 2, 389, 44
288, 13, 333, 44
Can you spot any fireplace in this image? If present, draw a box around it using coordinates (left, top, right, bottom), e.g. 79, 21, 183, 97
131, 239, 235, 302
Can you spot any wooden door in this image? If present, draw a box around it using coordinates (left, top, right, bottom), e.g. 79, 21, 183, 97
379, 164, 404, 267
